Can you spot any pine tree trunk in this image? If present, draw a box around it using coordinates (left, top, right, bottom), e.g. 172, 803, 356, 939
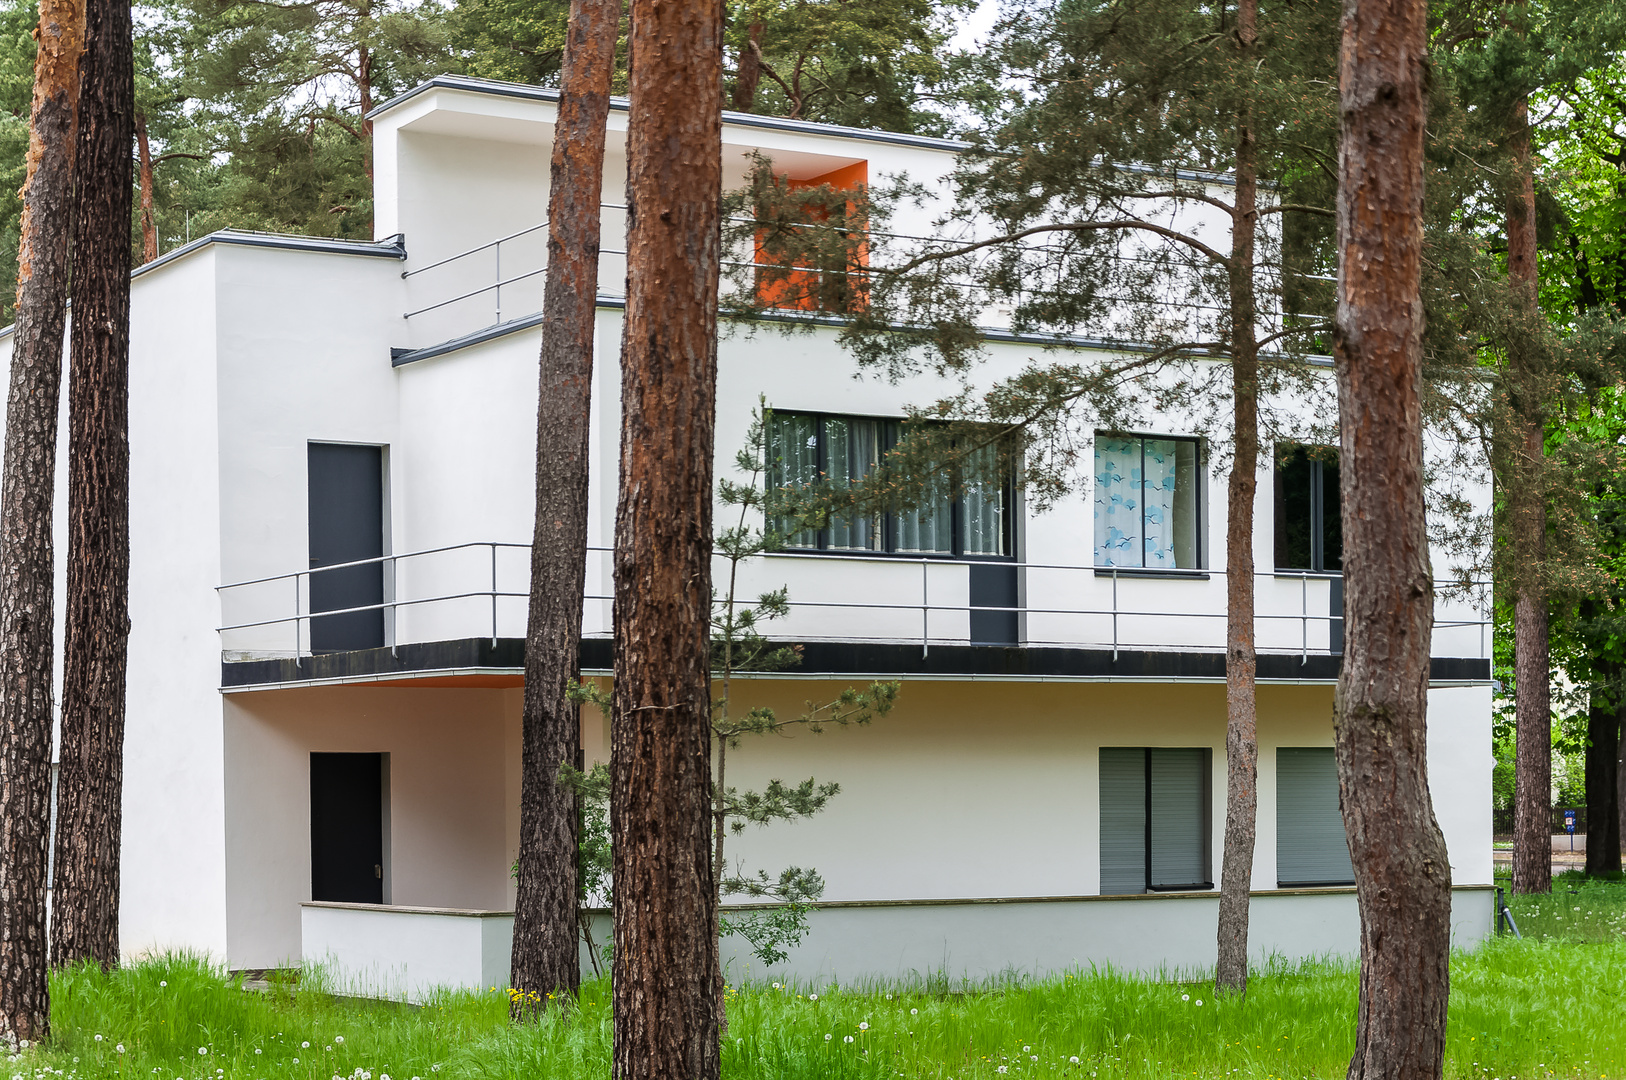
1585, 678, 1621, 877
731, 20, 762, 111
51, 0, 134, 973
610, 0, 722, 1074
1215, 0, 1259, 998
1506, 93, 1551, 896
1333, 0, 1452, 1075
136, 111, 155, 264
0, 0, 83, 1041
509, 0, 620, 1017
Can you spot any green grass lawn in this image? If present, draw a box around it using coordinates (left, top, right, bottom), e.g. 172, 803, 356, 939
17, 880, 1626, 1080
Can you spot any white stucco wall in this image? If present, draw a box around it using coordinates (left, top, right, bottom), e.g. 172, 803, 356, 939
222, 685, 519, 970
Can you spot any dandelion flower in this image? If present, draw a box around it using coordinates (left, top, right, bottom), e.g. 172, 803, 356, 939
198, 1048, 209, 1056
1181, 994, 1189, 1002
859, 1023, 869, 1031
824, 1035, 832, 1042
809, 994, 818, 1002
1071, 1057, 1081, 1064
115, 1047, 124, 1055
998, 1069, 1008, 1075
843, 1036, 854, 1045
159, 982, 166, 988
303, 1043, 311, 1049
335, 1037, 345, 1045
1195, 1000, 1203, 1007
255, 1050, 261, 1056
1024, 1046, 1031, 1052
910, 1008, 918, 1016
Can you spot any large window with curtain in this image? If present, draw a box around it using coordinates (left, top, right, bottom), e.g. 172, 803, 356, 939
1093, 434, 1203, 569
1276, 747, 1355, 886
1099, 747, 1213, 894
765, 410, 1012, 558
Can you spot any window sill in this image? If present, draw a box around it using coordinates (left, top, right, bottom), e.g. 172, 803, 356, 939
1272, 570, 1344, 580
1092, 567, 1209, 580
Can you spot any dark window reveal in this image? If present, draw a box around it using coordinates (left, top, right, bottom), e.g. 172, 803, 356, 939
1274, 445, 1341, 572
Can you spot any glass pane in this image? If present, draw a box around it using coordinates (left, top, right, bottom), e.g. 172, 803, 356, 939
1093, 436, 1143, 567
1142, 439, 1191, 569
1274, 446, 1314, 570
826, 418, 883, 551
1172, 440, 1199, 568
960, 443, 1006, 556
1321, 455, 1343, 571
1148, 747, 1209, 889
894, 479, 953, 554
767, 412, 820, 549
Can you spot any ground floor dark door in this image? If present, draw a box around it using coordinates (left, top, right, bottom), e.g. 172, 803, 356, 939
310, 752, 385, 904
308, 442, 385, 652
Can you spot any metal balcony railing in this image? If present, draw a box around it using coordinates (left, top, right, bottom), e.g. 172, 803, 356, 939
216, 541, 1490, 666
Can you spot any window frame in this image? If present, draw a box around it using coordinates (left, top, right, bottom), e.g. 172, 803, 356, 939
1099, 745, 1215, 895
1273, 443, 1342, 574
1092, 431, 1207, 572
767, 410, 1017, 562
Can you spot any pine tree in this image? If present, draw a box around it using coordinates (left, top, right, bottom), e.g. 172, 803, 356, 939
509, 0, 619, 1018
610, 0, 724, 1072
51, 0, 135, 971
0, 0, 81, 1041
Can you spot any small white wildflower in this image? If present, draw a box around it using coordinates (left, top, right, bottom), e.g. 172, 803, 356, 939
1070, 1057, 1081, 1064
843, 1036, 854, 1045
1195, 1000, 1203, 1007
885, 994, 892, 1000
254, 1050, 261, 1056
1024, 1046, 1031, 1052
114, 1047, 124, 1055
1032, 1056, 1039, 1062
302, 1043, 311, 1050
1181, 994, 1189, 1002
198, 1048, 208, 1057
326, 1046, 334, 1052
809, 994, 818, 1002
910, 1008, 918, 1016
158, 982, 166, 988
772, 982, 781, 990
998, 1069, 1008, 1075
824, 1034, 832, 1042
334, 1037, 344, 1045
859, 1023, 869, 1032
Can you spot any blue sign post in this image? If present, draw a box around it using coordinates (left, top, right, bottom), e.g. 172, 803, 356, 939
1565, 809, 1577, 851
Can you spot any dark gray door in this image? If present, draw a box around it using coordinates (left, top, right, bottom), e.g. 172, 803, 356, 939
308, 443, 384, 652
968, 563, 1018, 645
310, 752, 384, 904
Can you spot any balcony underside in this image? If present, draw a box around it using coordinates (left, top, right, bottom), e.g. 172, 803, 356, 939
220, 637, 1491, 691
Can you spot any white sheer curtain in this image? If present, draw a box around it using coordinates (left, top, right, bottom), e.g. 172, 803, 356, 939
826, 418, 883, 551
768, 413, 820, 548
960, 443, 1005, 556
1141, 438, 1179, 567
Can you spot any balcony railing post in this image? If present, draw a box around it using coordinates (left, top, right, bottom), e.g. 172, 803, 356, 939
921, 558, 929, 658
1111, 567, 1118, 662
1302, 573, 1308, 665
491, 543, 499, 646
495, 244, 502, 324
294, 573, 301, 661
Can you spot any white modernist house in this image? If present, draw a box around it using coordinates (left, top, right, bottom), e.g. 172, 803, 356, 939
2, 74, 1494, 999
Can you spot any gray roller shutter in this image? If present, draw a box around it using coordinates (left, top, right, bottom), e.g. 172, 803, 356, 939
1099, 748, 1147, 894
1276, 747, 1354, 886
1149, 748, 1211, 889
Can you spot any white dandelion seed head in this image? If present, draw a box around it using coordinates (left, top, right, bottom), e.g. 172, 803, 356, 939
824, 1034, 832, 1041
93, 1037, 102, 1043
843, 1036, 854, 1044
158, 982, 166, 988
1195, 1000, 1203, 1007
1024, 1046, 1031, 1052
1071, 1057, 1081, 1064
809, 994, 818, 1001
302, 1043, 311, 1050
334, 1036, 344, 1045
1181, 994, 1189, 1001
115, 1047, 124, 1055
859, 1022, 869, 1031
198, 1048, 208, 1056
910, 1008, 918, 1015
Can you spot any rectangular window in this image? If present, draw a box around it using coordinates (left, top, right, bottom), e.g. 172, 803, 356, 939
1099, 747, 1213, 894
766, 411, 1011, 558
1093, 435, 1202, 569
1276, 747, 1355, 887
1274, 445, 1342, 572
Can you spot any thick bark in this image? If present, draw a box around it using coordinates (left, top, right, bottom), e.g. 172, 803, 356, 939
358, 42, 373, 182
1585, 681, 1621, 877
731, 20, 762, 111
136, 111, 155, 264
1215, 0, 1260, 998
610, 0, 723, 1074
51, 0, 134, 973
1618, 714, 1626, 865
0, 0, 82, 1042
509, 0, 620, 1016
1333, 0, 1452, 1076
1506, 94, 1551, 896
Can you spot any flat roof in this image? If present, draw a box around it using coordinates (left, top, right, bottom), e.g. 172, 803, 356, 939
365, 74, 973, 153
